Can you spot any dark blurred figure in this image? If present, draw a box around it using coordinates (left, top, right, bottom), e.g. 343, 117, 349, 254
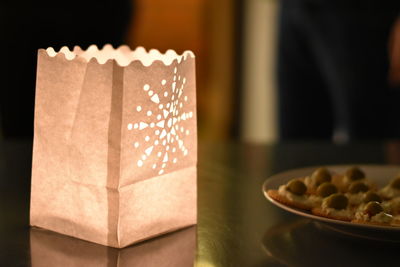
277, 0, 400, 142
0, 1, 133, 138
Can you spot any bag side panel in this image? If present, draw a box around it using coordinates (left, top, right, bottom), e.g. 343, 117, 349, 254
120, 57, 197, 187
118, 166, 197, 248
30, 52, 115, 246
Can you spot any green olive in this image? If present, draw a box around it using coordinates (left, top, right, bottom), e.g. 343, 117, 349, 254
363, 191, 382, 203
390, 177, 400, 189
364, 201, 383, 216
345, 167, 365, 181
287, 179, 307, 195
348, 182, 369, 194
311, 167, 332, 186
316, 182, 338, 198
326, 193, 348, 210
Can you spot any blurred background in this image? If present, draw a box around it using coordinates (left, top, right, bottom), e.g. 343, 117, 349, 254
1, 0, 400, 143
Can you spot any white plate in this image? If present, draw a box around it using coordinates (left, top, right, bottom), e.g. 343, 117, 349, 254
262, 165, 400, 240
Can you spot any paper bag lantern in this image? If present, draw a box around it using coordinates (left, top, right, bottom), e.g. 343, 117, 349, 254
30, 45, 197, 248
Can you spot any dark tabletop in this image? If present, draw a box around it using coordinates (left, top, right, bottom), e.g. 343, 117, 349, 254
1, 138, 400, 267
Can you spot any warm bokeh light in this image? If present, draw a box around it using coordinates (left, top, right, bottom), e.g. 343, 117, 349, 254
126, 0, 236, 140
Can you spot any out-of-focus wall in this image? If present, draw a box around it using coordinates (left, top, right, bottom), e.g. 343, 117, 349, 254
127, 0, 236, 141
241, 0, 278, 143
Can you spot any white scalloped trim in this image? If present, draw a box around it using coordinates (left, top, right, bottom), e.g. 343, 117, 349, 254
43, 44, 195, 67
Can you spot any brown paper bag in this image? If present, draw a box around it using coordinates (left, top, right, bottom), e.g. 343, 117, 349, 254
30, 45, 197, 248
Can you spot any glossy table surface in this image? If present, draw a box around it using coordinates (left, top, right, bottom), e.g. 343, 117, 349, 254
1, 139, 400, 266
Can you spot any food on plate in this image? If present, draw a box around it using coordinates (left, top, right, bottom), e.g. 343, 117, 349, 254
325, 193, 348, 210
305, 182, 339, 207
332, 166, 375, 193
267, 179, 318, 211
304, 167, 332, 193
267, 166, 400, 227
346, 181, 370, 206
312, 193, 353, 221
352, 201, 395, 226
379, 176, 400, 199
287, 179, 307, 195
348, 181, 369, 194
382, 197, 400, 215
363, 191, 382, 204
316, 182, 338, 198
345, 167, 365, 182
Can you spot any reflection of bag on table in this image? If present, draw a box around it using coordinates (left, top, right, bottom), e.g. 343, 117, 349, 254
30, 45, 197, 248
30, 226, 196, 266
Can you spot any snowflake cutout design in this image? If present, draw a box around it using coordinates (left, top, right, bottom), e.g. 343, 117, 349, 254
127, 66, 193, 176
